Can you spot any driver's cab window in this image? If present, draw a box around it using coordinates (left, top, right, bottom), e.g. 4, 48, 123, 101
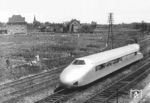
72, 60, 85, 65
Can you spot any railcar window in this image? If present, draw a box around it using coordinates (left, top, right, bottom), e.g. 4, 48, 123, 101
119, 57, 122, 61
113, 59, 119, 64
105, 62, 111, 66
73, 60, 85, 65
95, 64, 105, 71
101, 64, 105, 68
113, 58, 121, 64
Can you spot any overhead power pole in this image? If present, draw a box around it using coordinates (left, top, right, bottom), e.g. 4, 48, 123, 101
108, 13, 114, 49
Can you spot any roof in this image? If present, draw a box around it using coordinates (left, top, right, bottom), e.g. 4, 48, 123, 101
70, 19, 80, 25
77, 44, 140, 65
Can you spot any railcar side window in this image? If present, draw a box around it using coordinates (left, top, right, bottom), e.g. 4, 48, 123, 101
113, 59, 119, 64
112, 58, 122, 64
105, 62, 111, 66
95, 64, 105, 71
101, 64, 105, 68
73, 60, 85, 65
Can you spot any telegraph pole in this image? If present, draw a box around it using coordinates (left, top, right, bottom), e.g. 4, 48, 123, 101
141, 21, 145, 40
108, 13, 114, 49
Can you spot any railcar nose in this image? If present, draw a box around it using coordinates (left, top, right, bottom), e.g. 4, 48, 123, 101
59, 65, 88, 88
60, 74, 78, 87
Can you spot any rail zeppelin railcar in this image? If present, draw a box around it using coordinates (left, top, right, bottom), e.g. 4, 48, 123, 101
59, 44, 143, 88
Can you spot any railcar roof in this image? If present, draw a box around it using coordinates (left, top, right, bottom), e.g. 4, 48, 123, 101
77, 44, 140, 64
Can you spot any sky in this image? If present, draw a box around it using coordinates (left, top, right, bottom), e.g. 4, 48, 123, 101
0, 0, 150, 24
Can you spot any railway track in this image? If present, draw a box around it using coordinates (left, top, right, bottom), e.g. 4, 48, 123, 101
83, 61, 150, 103
0, 53, 88, 103
2, 45, 150, 103
34, 56, 150, 103
35, 87, 79, 103
0, 65, 64, 90
0, 65, 67, 103
0, 56, 73, 95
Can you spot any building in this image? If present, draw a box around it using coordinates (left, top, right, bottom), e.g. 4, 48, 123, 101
69, 19, 81, 33
7, 15, 27, 35
0, 23, 7, 34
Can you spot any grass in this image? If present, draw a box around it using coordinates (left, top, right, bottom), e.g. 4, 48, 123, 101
0, 31, 142, 82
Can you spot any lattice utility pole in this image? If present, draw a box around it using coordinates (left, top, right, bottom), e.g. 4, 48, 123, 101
141, 21, 146, 40
108, 13, 114, 49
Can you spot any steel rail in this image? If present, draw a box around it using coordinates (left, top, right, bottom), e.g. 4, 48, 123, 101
2, 76, 59, 103
0, 65, 67, 103
34, 56, 150, 103
83, 61, 150, 103
35, 88, 78, 103
0, 65, 66, 91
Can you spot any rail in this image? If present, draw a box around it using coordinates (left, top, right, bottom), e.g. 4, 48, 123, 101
0, 65, 67, 103
83, 62, 150, 103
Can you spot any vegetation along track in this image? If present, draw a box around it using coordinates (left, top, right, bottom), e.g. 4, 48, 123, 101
83, 60, 150, 103
0, 65, 67, 103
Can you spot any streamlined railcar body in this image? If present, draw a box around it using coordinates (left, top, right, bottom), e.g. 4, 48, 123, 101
59, 44, 143, 88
